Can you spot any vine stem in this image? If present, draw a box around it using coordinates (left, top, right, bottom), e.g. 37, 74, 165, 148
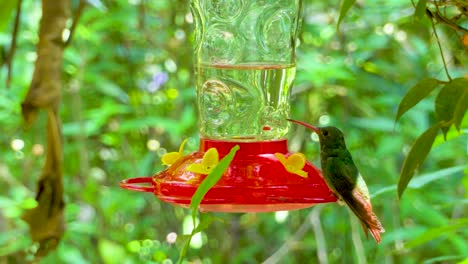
6, 0, 23, 88
430, 15, 452, 81
64, 0, 86, 47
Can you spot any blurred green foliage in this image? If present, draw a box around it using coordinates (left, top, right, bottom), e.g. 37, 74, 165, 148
0, 0, 467, 263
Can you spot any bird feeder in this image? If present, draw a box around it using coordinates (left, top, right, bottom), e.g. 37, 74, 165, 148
120, 0, 337, 212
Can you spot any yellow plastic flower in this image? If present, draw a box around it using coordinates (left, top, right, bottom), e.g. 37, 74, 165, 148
161, 139, 188, 166
275, 153, 308, 178
186, 148, 219, 174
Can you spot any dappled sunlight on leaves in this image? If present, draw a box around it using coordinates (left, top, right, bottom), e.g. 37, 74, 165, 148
0, 0, 466, 263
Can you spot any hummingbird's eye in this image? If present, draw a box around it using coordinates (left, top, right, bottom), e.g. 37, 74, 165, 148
323, 130, 329, 136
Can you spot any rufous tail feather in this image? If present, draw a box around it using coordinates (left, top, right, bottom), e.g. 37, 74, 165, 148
342, 191, 385, 244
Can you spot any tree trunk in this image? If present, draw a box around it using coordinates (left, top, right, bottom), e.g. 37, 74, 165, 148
21, 0, 70, 259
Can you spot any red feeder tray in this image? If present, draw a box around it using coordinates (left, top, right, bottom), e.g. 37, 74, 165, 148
121, 139, 337, 212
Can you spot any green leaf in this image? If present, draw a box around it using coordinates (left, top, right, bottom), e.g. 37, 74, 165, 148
408, 165, 467, 188
96, 77, 130, 103
177, 145, 239, 264
98, 239, 127, 264
0, 197, 15, 208
463, 167, 468, 199
414, 0, 427, 20
193, 214, 223, 234
405, 218, 468, 249
0, 231, 32, 257
435, 78, 468, 137
0, 1, 17, 33
395, 78, 440, 122
423, 255, 466, 264
336, 0, 356, 32
453, 88, 468, 131
20, 198, 38, 209
372, 165, 467, 198
398, 122, 441, 198
175, 234, 191, 249
178, 235, 192, 264
177, 215, 221, 264
87, 0, 107, 12
189, 145, 240, 225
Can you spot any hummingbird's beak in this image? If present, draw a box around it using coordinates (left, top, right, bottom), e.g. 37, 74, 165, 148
287, 119, 320, 134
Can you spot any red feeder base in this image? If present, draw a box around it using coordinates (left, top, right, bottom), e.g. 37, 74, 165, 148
120, 139, 337, 212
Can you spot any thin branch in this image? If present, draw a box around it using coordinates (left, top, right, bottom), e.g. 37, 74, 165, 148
429, 16, 452, 81
427, 7, 468, 34
263, 206, 326, 264
6, 0, 23, 88
64, 0, 86, 47
310, 205, 328, 264
349, 209, 367, 264
138, 0, 146, 30
262, 213, 311, 264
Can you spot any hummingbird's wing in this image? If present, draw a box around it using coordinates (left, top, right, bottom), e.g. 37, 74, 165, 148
323, 156, 358, 194
325, 157, 384, 244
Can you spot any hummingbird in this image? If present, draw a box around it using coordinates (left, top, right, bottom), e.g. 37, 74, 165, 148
287, 119, 385, 244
